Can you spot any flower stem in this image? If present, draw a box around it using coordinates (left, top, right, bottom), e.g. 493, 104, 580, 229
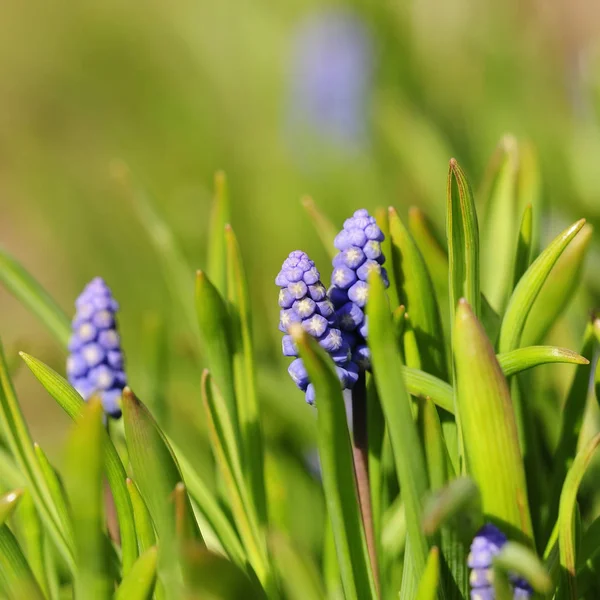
352, 373, 380, 596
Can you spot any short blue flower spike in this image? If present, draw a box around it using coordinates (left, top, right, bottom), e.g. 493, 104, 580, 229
277, 250, 358, 405
67, 277, 126, 418
329, 209, 388, 370
468, 523, 532, 599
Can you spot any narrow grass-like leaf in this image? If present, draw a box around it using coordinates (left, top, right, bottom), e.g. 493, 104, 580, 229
367, 272, 430, 580
492, 563, 513, 600
389, 207, 447, 379
301, 196, 338, 260
511, 203, 533, 291
115, 546, 158, 600
167, 444, 247, 570
498, 218, 586, 353
200, 371, 270, 593
422, 477, 482, 540
498, 346, 589, 377
140, 312, 169, 424
454, 300, 533, 539
64, 398, 111, 599
225, 225, 267, 527
0, 525, 45, 600
291, 324, 377, 600
547, 323, 596, 531
558, 433, 600, 599
415, 547, 440, 600
479, 135, 519, 311
481, 293, 501, 347
402, 367, 454, 414
0, 247, 71, 346
0, 489, 23, 524
408, 207, 449, 313
182, 544, 264, 599
376, 206, 399, 308
269, 533, 325, 600
447, 158, 480, 319
418, 397, 448, 492
517, 140, 542, 255
0, 341, 75, 572
195, 271, 237, 428
207, 171, 230, 296
16, 490, 49, 598
122, 387, 202, 595
366, 377, 384, 560
494, 541, 552, 594
522, 224, 593, 345
19, 353, 138, 573
126, 479, 156, 553
118, 164, 197, 336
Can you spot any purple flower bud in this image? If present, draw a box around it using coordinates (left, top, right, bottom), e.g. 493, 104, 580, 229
67, 278, 126, 418
288, 359, 310, 391
468, 524, 532, 599
332, 266, 357, 290
341, 246, 366, 269
337, 302, 364, 331
279, 288, 295, 308
318, 328, 344, 352
329, 286, 349, 308
282, 335, 298, 357
353, 344, 370, 369
294, 297, 316, 319
302, 314, 328, 337
306, 384, 316, 406
348, 280, 369, 307
356, 259, 382, 282
308, 283, 327, 302
363, 240, 382, 261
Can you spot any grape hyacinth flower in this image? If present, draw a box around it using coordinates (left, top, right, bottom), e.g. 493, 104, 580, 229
330, 208, 388, 370
468, 523, 532, 599
67, 277, 127, 418
277, 250, 358, 405
287, 9, 373, 151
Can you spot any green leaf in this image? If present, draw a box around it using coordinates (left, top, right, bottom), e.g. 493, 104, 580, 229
0, 247, 71, 346
376, 206, 400, 308
0, 340, 75, 573
182, 544, 264, 600
558, 433, 600, 599
0, 489, 23, 524
122, 387, 203, 596
126, 479, 156, 553
516, 141, 542, 257
64, 398, 112, 599
115, 546, 158, 600
479, 135, 519, 311
0, 525, 45, 600
417, 397, 448, 491
422, 477, 482, 540
494, 541, 552, 593
415, 547, 440, 600
402, 367, 454, 414
121, 165, 197, 336
269, 533, 325, 600
200, 371, 270, 593
367, 272, 430, 580
195, 270, 237, 428
498, 218, 586, 353
140, 311, 169, 424
408, 206, 449, 316
301, 196, 338, 261
389, 207, 447, 379
166, 444, 247, 571
291, 324, 377, 600
522, 223, 593, 345
497, 346, 589, 377
447, 158, 481, 320
207, 171, 231, 296
225, 225, 267, 527
19, 353, 138, 574
511, 203, 533, 291
453, 300, 533, 540
547, 322, 597, 531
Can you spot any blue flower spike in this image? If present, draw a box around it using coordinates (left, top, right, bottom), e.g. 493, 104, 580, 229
277, 250, 358, 405
468, 523, 532, 599
67, 277, 127, 418
330, 209, 388, 370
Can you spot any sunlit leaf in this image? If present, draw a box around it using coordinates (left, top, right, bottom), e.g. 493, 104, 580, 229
207, 171, 230, 296
497, 346, 589, 377
511, 203, 533, 291
126, 478, 156, 554
415, 547, 440, 600
115, 546, 158, 600
494, 541, 552, 593
301, 196, 337, 261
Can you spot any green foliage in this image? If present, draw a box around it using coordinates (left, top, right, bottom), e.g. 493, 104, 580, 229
0, 152, 598, 600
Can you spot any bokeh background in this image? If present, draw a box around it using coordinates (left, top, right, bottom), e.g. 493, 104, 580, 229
2, 0, 600, 557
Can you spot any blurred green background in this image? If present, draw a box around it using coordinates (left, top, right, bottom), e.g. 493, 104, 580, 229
1, 0, 600, 556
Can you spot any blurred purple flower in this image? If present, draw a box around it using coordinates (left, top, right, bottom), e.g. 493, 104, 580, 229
287, 10, 374, 151
67, 277, 126, 418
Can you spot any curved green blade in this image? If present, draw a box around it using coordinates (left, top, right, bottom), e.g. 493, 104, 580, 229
497, 346, 589, 377
115, 546, 158, 600
291, 324, 378, 600
207, 171, 230, 296
301, 196, 337, 261
493, 541, 552, 594
415, 547, 440, 600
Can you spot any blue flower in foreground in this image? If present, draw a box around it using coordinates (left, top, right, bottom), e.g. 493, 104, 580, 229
67, 277, 126, 418
468, 523, 532, 599
277, 250, 358, 405
330, 209, 388, 370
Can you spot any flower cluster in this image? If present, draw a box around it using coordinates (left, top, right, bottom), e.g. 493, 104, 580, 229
468, 523, 532, 599
67, 277, 127, 418
329, 208, 388, 369
277, 251, 358, 405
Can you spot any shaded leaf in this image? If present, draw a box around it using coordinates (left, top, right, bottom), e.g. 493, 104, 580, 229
494, 541, 552, 593
301, 196, 337, 261
415, 547, 440, 600
115, 546, 158, 600
207, 171, 230, 296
